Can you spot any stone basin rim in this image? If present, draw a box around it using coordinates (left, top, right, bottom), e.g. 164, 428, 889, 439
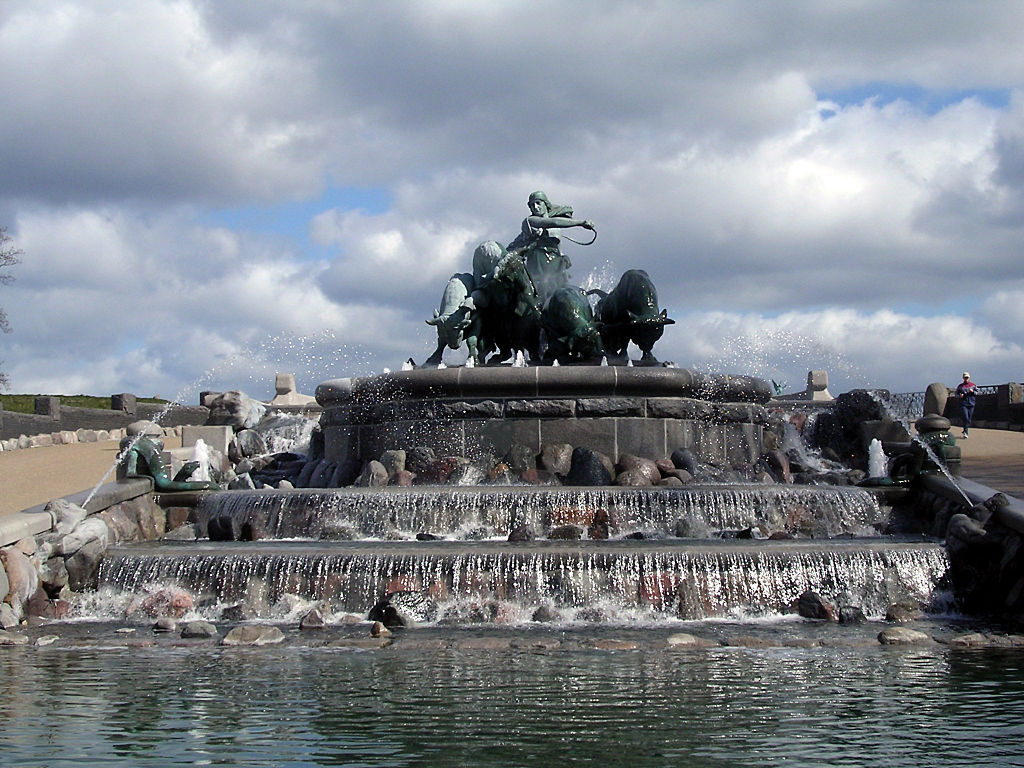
315, 366, 773, 405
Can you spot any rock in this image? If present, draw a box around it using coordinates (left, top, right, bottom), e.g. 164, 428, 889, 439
368, 591, 439, 628
670, 448, 697, 474
486, 463, 515, 484
661, 470, 693, 487
137, 587, 194, 618
885, 600, 923, 623
379, 449, 406, 478
797, 590, 835, 621
416, 532, 442, 541
228, 429, 268, 463
878, 627, 933, 645
55, 517, 110, 557
539, 443, 573, 475
219, 603, 248, 622
674, 517, 711, 538
45, 499, 89, 537
588, 509, 610, 540
354, 460, 389, 488
228, 473, 257, 490
508, 524, 536, 542
0, 603, 19, 629
405, 446, 437, 475
38, 557, 69, 597
1, 547, 39, 609
153, 617, 177, 633
207, 514, 240, 541
0, 630, 30, 646
658, 476, 684, 487
531, 605, 560, 623
447, 463, 487, 486
163, 523, 198, 541
760, 449, 792, 484
839, 605, 867, 625
417, 456, 466, 485
548, 525, 583, 540
206, 391, 267, 430
300, 608, 326, 630
655, 457, 676, 475
564, 447, 612, 486
949, 633, 1024, 649
392, 469, 416, 486
666, 633, 717, 649
221, 625, 285, 646
503, 443, 536, 474
615, 468, 654, 487
616, 454, 661, 484
181, 620, 218, 638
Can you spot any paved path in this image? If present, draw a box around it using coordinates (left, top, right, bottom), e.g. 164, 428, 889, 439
955, 428, 1024, 498
1, 428, 1021, 517
0, 435, 181, 516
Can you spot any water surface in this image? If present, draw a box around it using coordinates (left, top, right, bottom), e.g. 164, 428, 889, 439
3, 635, 1024, 766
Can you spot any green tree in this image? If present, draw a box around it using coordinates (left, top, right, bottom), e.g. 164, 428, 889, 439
0, 227, 21, 390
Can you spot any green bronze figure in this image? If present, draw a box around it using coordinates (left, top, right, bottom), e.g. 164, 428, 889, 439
506, 191, 595, 302
120, 429, 220, 492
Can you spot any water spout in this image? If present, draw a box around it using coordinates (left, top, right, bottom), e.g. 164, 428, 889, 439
868, 439, 887, 479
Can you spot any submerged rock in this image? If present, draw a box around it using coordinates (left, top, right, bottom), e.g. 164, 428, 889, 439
531, 605, 560, 623
221, 625, 285, 646
368, 591, 439, 628
666, 633, 718, 649
797, 591, 835, 621
878, 627, 932, 645
181, 621, 218, 639
885, 600, 923, 623
839, 605, 867, 625
300, 608, 326, 630
548, 525, 583, 540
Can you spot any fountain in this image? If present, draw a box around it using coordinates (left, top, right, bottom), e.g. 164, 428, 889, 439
76, 192, 957, 630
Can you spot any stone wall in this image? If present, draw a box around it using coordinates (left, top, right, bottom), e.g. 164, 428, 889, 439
911, 473, 1024, 617
0, 396, 211, 442
1, 478, 169, 627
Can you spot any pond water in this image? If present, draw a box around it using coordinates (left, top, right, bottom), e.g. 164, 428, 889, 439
3, 627, 1024, 767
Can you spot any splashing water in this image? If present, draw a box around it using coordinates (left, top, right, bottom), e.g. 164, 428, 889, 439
868, 438, 887, 479
188, 439, 211, 483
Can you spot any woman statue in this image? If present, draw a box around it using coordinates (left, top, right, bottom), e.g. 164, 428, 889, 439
506, 191, 595, 301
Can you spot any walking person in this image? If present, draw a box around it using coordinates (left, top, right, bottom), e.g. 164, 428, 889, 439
956, 371, 978, 438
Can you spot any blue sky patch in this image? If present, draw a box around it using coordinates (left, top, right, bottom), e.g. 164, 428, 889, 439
202, 185, 392, 235
819, 82, 1010, 114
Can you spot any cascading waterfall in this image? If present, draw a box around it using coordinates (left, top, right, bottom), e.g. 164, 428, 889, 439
95, 539, 949, 623
194, 485, 887, 541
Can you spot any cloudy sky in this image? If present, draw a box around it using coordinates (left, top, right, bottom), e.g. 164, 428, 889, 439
2, 0, 1023, 402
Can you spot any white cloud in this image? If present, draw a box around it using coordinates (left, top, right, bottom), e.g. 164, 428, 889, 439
3, 1, 1024, 399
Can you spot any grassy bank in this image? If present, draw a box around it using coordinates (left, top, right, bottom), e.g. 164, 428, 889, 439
0, 394, 168, 414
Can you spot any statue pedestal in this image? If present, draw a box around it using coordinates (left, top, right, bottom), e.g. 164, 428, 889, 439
317, 366, 772, 467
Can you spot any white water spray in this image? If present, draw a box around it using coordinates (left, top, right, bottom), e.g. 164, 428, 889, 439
868, 439, 887, 479
188, 439, 212, 483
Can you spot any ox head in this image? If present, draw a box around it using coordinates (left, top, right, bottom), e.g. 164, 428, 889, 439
426, 306, 472, 349
626, 309, 674, 351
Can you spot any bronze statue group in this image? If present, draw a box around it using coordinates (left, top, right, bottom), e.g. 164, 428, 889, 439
425, 191, 673, 367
